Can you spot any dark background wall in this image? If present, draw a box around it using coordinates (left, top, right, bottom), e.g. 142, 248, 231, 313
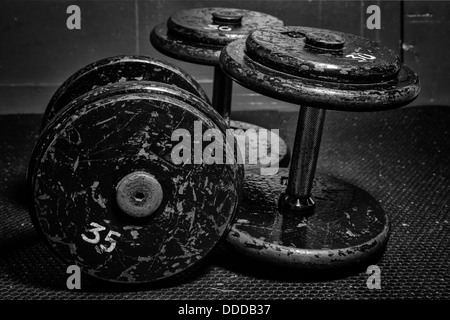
0, 0, 448, 114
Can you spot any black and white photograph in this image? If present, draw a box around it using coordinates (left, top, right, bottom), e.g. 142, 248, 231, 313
0, 0, 448, 312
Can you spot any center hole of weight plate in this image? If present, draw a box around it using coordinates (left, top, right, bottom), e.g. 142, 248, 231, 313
116, 171, 164, 218
134, 191, 146, 202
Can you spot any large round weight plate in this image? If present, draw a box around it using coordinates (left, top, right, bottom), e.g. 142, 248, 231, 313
220, 38, 420, 111
29, 89, 243, 283
245, 26, 401, 83
42, 55, 210, 131
227, 169, 389, 268
167, 8, 283, 46
29, 81, 233, 185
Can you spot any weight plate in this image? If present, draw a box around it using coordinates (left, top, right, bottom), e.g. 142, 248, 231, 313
227, 169, 390, 268
29, 88, 243, 283
29, 81, 240, 238
151, 22, 223, 66
245, 26, 401, 84
30, 81, 234, 184
167, 8, 283, 46
42, 55, 210, 131
220, 38, 420, 111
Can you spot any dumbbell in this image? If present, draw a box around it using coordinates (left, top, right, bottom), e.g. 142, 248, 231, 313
28, 55, 244, 283
220, 27, 420, 268
39, 55, 211, 131
150, 7, 290, 171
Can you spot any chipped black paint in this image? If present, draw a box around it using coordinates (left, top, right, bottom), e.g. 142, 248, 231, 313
151, 8, 283, 65
227, 169, 390, 268
150, 9, 290, 169
29, 80, 244, 227
168, 8, 283, 46
30, 81, 235, 184
151, 23, 222, 66
29, 83, 244, 283
220, 37, 420, 111
221, 26, 420, 269
245, 26, 401, 84
41, 55, 211, 131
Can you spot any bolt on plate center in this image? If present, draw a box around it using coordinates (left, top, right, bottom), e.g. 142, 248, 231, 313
116, 171, 163, 218
212, 11, 244, 26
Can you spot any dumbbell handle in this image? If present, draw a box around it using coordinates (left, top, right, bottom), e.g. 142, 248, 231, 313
280, 106, 326, 214
214, 56, 324, 213
212, 66, 233, 123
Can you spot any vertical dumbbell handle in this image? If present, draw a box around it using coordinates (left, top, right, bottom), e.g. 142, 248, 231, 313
212, 66, 233, 123
280, 106, 326, 214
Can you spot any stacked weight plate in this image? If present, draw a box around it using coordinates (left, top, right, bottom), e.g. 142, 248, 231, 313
151, 7, 291, 172
28, 55, 244, 283
28, 20, 421, 286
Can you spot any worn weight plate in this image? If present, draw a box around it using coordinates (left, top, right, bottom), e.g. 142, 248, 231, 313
220, 38, 420, 111
245, 26, 401, 84
29, 89, 243, 283
41, 55, 210, 131
167, 8, 283, 46
29, 81, 234, 186
151, 22, 223, 66
229, 120, 290, 172
28, 82, 241, 240
227, 169, 389, 269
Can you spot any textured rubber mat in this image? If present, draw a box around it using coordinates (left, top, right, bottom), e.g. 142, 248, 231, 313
0, 106, 449, 300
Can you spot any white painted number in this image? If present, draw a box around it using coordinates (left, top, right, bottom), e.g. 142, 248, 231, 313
345, 52, 376, 63
100, 230, 122, 253
81, 222, 121, 252
204, 24, 232, 31
81, 222, 105, 244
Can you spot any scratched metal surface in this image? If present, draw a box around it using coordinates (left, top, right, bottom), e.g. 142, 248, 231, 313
0, 106, 449, 299
221, 36, 420, 112
41, 55, 212, 131
167, 8, 283, 46
227, 170, 390, 269
245, 26, 400, 83
150, 8, 284, 66
29, 92, 242, 284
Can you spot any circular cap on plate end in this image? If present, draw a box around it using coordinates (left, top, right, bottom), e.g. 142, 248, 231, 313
305, 31, 345, 51
116, 171, 163, 218
212, 11, 244, 26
